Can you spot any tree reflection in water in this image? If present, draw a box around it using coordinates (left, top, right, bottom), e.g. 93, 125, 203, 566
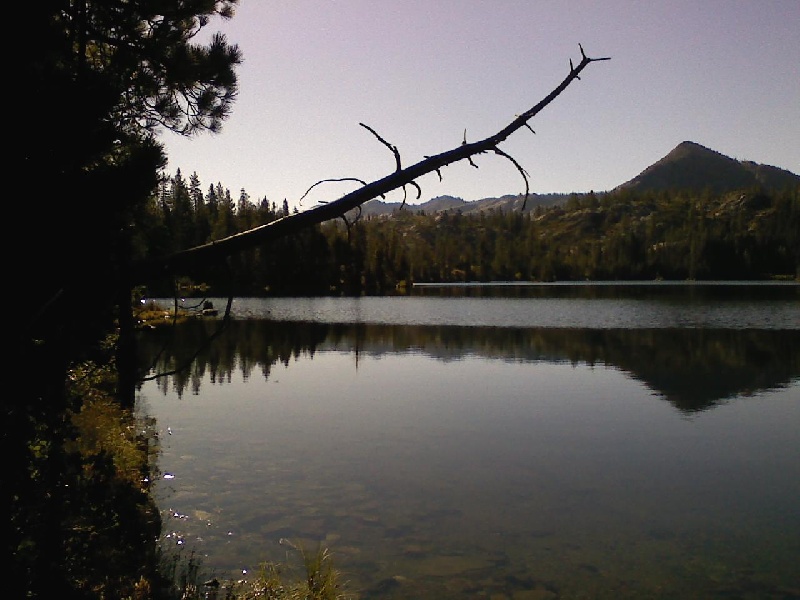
137, 319, 799, 413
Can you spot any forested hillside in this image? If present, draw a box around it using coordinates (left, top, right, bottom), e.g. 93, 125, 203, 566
140, 171, 799, 296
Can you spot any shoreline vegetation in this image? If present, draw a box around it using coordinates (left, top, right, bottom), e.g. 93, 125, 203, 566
159, 543, 350, 600
54, 299, 352, 599
135, 299, 219, 329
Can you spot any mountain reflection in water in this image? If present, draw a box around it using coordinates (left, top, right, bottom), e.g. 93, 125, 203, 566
137, 320, 799, 414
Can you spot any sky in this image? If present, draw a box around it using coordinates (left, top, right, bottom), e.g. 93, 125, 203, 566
160, 0, 800, 211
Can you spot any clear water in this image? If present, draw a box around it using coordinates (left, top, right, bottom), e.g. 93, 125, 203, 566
138, 284, 800, 598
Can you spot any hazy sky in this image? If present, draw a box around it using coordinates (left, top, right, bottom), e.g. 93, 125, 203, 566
160, 0, 799, 210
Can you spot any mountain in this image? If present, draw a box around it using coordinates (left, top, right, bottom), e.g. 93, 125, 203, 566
359, 192, 568, 218
358, 142, 798, 217
614, 141, 800, 194
360, 195, 466, 217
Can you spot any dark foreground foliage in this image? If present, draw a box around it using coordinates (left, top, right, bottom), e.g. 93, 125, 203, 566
9, 2, 241, 598
8, 341, 165, 598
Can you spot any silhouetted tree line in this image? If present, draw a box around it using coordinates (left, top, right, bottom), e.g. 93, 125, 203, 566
142, 174, 799, 295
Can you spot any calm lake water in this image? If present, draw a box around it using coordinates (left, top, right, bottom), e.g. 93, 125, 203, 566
137, 283, 800, 599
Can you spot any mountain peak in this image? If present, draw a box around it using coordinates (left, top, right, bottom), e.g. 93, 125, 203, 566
676, 140, 711, 150
616, 141, 799, 194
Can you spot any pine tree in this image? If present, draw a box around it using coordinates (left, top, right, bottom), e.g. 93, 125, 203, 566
12, 4, 243, 596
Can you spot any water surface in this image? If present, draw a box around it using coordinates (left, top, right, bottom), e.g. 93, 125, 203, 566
139, 285, 800, 598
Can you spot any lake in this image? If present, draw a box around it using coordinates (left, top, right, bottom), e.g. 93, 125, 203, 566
136, 283, 800, 599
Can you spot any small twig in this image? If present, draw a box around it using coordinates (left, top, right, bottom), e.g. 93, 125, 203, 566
299, 178, 368, 205
396, 179, 423, 210
493, 147, 531, 210
424, 156, 443, 181
340, 213, 352, 243
360, 122, 401, 171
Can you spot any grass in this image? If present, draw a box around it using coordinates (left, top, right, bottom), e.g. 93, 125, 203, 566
134, 298, 193, 329
162, 541, 352, 600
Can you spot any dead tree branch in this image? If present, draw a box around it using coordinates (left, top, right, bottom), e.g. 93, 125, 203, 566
360, 122, 401, 171
131, 46, 609, 281
360, 122, 422, 208
299, 177, 370, 206
493, 147, 531, 208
